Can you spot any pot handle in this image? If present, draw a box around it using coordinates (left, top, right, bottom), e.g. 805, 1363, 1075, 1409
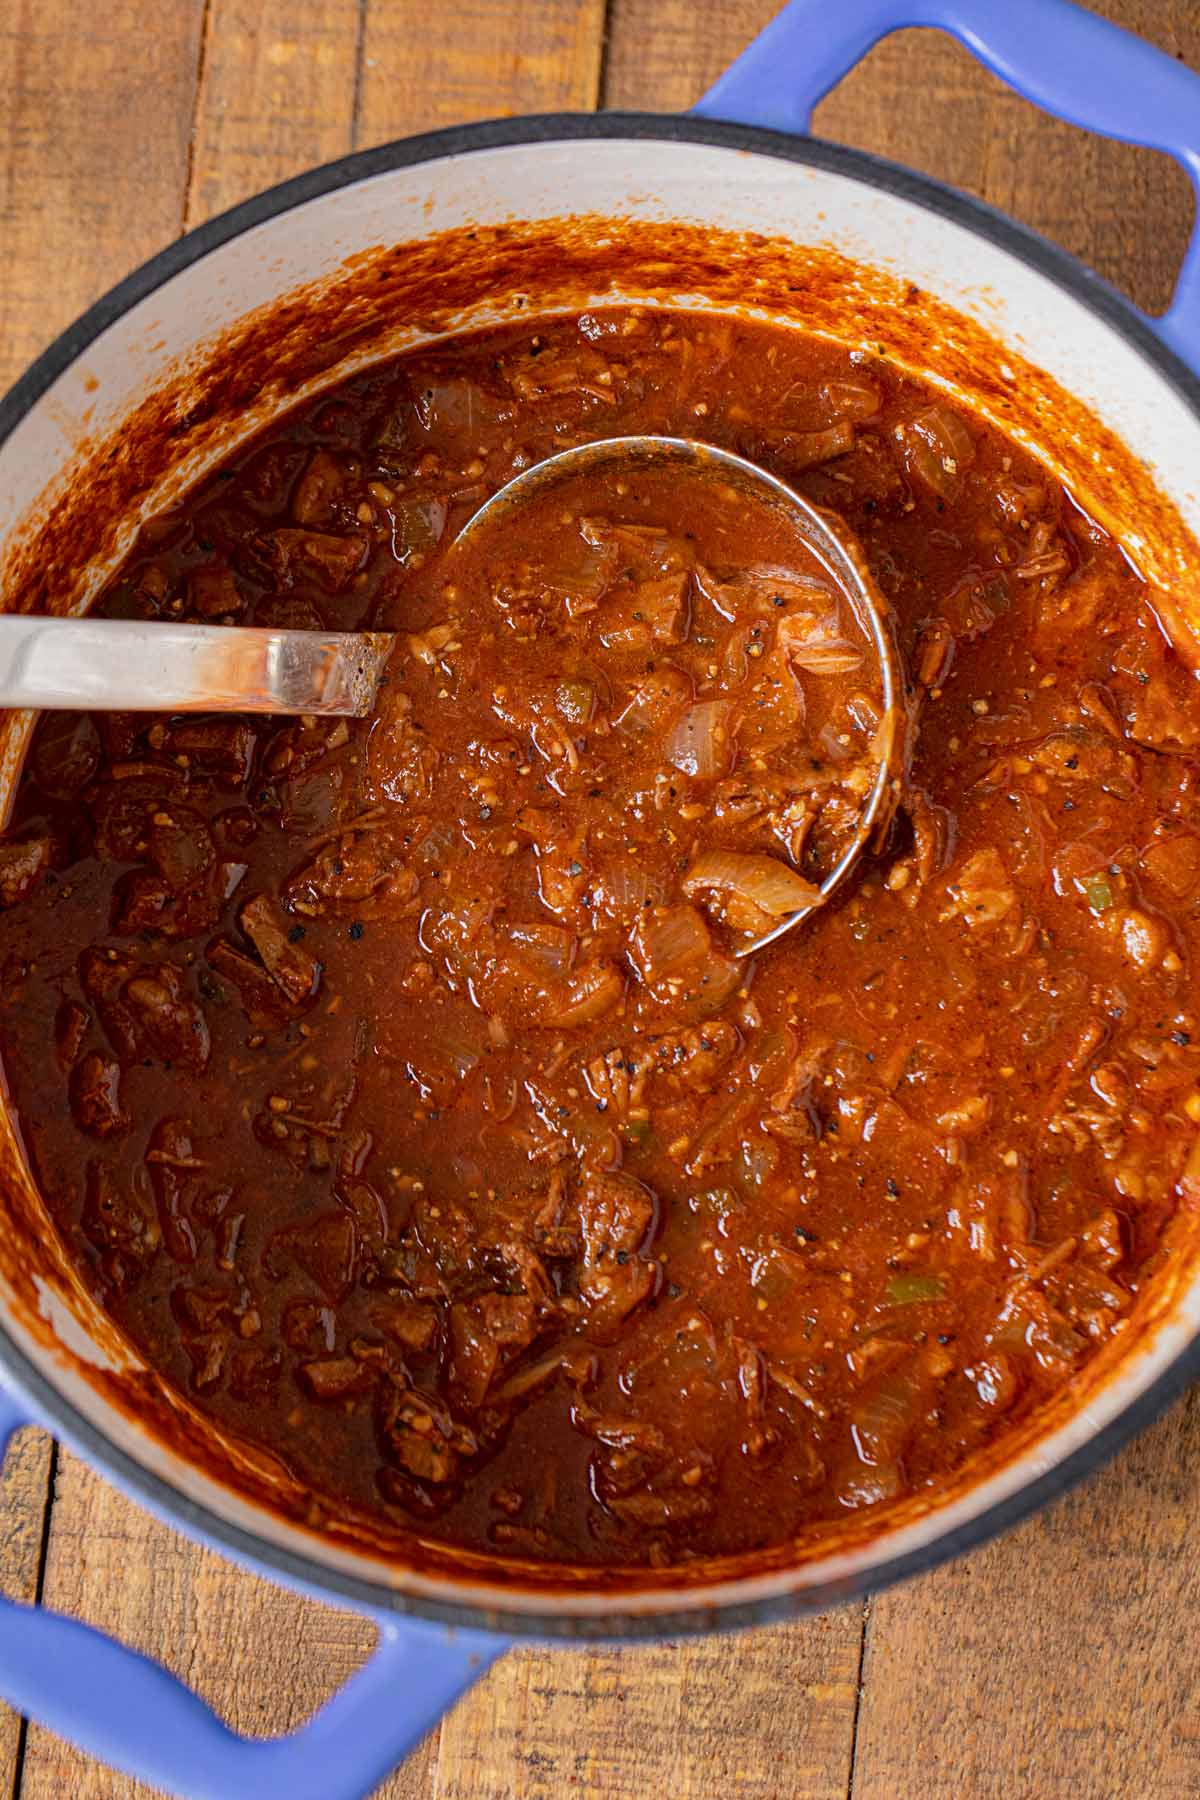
694, 0, 1200, 371
0, 1391, 506, 1800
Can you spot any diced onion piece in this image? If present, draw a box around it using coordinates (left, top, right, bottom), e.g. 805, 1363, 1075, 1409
837, 1462, 903, 1509
782, 419, 856, 470
734, 1133, 780, 1193
505, 346, 619, 404
684, 1091, 757, 1175
1054, 1262, 1128, 1315
944, 847, 1016, 926
683, 851, 822, 919
597, 572, 688, 650
778, 613, 865, 676
986, 1302, 1039, 1359
629, 904, 711, 984
421, 898, 492, 975
1140, 831, 1200, 900
508, 922, 577, 979
615, 666, 692, 737
751, 1245, 809, 1301
849, 1361, 925, 1466
542, 535, 618, 607
593, 856, 663, 922
897, 403, 977, 501
557, 961, 624, 1025
688, 1186, 740, 1225
580, 519, 689, 573
820, 376, 883, 421
494, 1352, 570, 1404
664, 699, 735, 779
390, 496, 447, 566
439, 1031, 483, 1079
846, 693, 882, 734
32, 713, 102, 799
411, 819, 462, 872
683, 952, 744, 1020
694, 564, 832, 623
416, 378, 504, 440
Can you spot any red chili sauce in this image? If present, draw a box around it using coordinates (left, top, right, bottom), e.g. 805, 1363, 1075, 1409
0, 308, 1196, 1566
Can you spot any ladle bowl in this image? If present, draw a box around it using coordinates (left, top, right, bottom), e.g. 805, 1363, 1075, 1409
456, 433, 907, 953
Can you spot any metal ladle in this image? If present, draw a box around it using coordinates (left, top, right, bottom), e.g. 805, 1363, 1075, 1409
0, 438, 904, 952
456, 436, 907, 954
0, 616, 392, 718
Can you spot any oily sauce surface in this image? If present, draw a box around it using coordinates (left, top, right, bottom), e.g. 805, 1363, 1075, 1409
0, 309, 1197, 1566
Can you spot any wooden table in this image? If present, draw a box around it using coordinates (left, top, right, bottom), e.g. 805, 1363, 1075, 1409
1, 2, 1199, 1794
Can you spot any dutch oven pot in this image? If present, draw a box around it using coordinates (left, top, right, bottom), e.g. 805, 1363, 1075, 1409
0, 1, 1199, 1794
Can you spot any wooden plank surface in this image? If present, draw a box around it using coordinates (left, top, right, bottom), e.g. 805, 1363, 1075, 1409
356, 0, 607, 141
185, 0, 362, 226
0, 0, 207, 378
1, 4, 1199, 1799
434, 1622, 861, 1800
0, 1432, 54, 1800
852, 1392, 1200, 1800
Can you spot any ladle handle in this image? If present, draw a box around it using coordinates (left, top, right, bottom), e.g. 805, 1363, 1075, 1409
695, 0, 1200, 372
0, 617, 392, 716
0, 1388, 505, 1800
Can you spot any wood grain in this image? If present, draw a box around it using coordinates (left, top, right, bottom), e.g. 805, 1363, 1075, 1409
0, 1432, 54, 1800
436, 1620, 861, 1800
355, 0, 607, 144
0, 0, 207, 385
3, 4, 1200, 1799
853, 1394, 1200, 1798
185, 0, 362, 225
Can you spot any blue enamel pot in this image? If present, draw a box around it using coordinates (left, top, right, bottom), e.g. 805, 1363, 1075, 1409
0, 2, 1198, 1793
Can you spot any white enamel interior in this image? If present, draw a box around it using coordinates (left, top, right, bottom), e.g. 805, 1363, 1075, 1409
2, 133, 1199, 1625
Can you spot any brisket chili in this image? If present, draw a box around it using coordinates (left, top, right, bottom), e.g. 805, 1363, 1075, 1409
0, 307, 1196, 1566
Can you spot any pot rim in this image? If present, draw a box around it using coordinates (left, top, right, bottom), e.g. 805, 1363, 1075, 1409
2, 109, 1200, 1640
